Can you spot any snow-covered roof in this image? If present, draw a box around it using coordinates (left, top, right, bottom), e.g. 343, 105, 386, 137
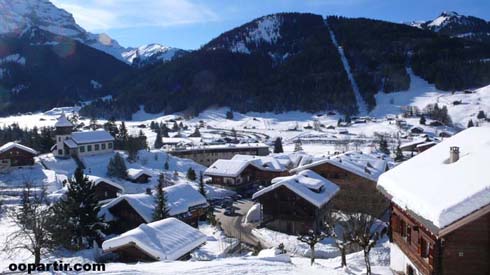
55, 113, 73, 127
126, 168, 152, 181
71, 130, 114, 144
0, 142, 38, 155
291, 151, 389, 182
252, 170, 339, 208
87, 175, 124, 192
102, 217, 206, 261
101, 183, 208, 222
378, 127, 490, 231
204, 155, 288, 177
63, 139, 78, 149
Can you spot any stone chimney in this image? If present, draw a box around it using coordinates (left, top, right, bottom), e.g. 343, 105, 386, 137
449, 146, 460, 163
146, 188, 152, 195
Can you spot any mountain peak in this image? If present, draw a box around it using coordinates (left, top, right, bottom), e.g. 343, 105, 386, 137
440, 11, 460, 18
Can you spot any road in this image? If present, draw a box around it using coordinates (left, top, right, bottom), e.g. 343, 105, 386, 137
215, 199, 260, 247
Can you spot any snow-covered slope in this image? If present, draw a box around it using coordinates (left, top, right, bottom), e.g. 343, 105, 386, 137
0, 0, 129, 61
123, 44, 186, 67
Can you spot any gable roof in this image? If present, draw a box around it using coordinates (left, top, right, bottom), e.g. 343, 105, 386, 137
102, 217, 206, 261
126, 168, 153, 181
252, 170, 339, 208
101, 183, 208, 222
291, 151, 389, 182
86, 175, 124, 192
71, 130, 114, 144
0, 142, 38, 155
204, 155, 288, 178
378, 127, 490, 232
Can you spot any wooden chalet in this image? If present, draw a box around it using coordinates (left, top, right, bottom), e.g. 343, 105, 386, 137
87, 176, 124, 201
126, 168, 152, 183
378, 127, 490, 275
252, 170, 339, 235
0, 142, 38, 169
100, 183, 208, 233
204, 155, 290, 193
290, 151, 390, 217
102, 218, 206, 262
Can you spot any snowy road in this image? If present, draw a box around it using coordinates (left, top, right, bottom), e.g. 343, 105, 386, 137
215, 199, 259, 247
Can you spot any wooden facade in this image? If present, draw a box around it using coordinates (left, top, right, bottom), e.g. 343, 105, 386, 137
208, 165, 288, 192
390, 203, 489, 275
256, 185, 329, 235
93, 181, 122, 201
129, 174, 151, 184
104, 242, 193, 263
0, 146, 36, 168
170, 146, 270, 166
304, 162, 389, 217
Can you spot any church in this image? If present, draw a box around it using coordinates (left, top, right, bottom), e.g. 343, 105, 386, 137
52, 113, 114, 158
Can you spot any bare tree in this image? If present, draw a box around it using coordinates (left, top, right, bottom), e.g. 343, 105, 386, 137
3, 182, 52, 265
342, 212, 386, 275
297, 221, 335, 265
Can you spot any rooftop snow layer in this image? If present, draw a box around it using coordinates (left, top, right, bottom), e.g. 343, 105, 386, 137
101, 183, 208, 221
126, 168, 152, 180
102, 217, 206, 261
0, 142, 37, 155
378, 127, 490, 230
54, 113, 73, 127
86, 175, 124, 192
204, 155, 287, 177
71, 130, 114, 144
291, 151, 388, 182
252, 170, 339, 208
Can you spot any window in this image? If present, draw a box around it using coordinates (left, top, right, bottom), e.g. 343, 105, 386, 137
101, 143, 106, 150
58, 137, 61, 142
407, 225, 412, 244
400, 220, 407, 238
420, 238, 430, 258
87, 145, 92, 152
95, 144, 100, 151
108, 142, 113, 149
58, 149, 63, 155
79, 146, 85, 153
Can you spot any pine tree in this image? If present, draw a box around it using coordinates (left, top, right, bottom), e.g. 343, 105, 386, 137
172, 122, 179, 132
154, 130, 163, 149
419, 115, 426, 125
161, 124, 169, 137
477, 110, 486, 120
48, 168, 105, 250
164, 155, 170, 170
187, 167, 197, 181
107, 152, 127, 178
190, 127, 201, 137
378, 136, 390, 155
467, 119, 474, 128
226, 111, 234, 120
395, 145, 403, 162
274, 137, 284, 153
116, 121, 129, 149
152, 174, 170, 221
198, 172, 206, 198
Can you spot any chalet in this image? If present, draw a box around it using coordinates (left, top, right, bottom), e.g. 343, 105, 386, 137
252, 170, 339, 235
100, 183, 208, 233
87, 176, 124, 202
378, 127, 490, 275
204, 155, 290, 192
126, 168, 152, 183
400, 137, 438, 153
291, 151, 391, 217
102, 218, 206, 262
438, 131, 452, 138
52, 113, 114, 158
0, 142, 37, 169
169, 143, 270, 166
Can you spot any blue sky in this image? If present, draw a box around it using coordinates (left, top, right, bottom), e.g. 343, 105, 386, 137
52, 0, 490, 50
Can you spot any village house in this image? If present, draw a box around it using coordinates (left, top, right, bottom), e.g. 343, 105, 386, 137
252, 170, 339, 235
52, 113, 114, 158
0, 142, 38, 169
400, 137, 439, 153
126, 168, 152, 183
100, 183, 208, 233
169, 143, 270, 166
378, 127, 490, 275
290, 151, 391, 217
102, 217, 206, 262
204, 155, 290, 193
87, 176, 124, 202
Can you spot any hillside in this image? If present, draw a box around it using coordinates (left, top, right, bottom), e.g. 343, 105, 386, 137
81, 13, 490, 119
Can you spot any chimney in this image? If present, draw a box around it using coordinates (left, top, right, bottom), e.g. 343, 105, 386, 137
146, 188, 152, 195
449, 146, 460, 163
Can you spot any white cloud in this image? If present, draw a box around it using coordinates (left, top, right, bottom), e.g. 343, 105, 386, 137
52, 0, 220, 31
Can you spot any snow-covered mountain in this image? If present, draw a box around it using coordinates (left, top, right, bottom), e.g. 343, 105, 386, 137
122, 44, 187, 67
0, 0, 183, 65
408, 11, 490, 43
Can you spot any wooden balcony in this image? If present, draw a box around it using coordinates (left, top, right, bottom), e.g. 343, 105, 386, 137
393, 233, 433, 275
